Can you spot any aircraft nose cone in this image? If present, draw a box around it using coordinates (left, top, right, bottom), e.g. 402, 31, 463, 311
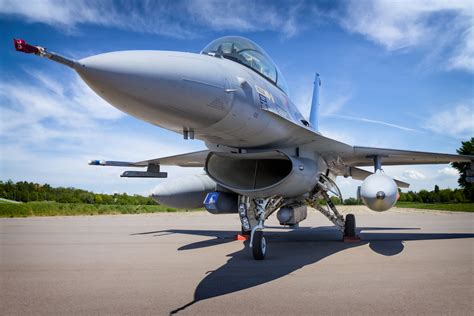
76, 51, 232, 130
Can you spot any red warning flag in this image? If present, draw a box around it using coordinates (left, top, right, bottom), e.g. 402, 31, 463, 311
13, 39, 40, 54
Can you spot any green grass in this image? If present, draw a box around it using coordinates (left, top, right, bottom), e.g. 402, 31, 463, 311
0, 198, 22, 204
395, 202, 474, 212
2, 201, 472, 217
0, 201, 195, 217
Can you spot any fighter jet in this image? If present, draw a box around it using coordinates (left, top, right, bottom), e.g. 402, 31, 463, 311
14, 36, 474, 260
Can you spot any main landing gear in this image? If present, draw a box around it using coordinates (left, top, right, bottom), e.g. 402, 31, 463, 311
307, 174, 358, 240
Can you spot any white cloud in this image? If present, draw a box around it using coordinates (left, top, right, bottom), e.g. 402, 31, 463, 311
186, 0, 298, 35
338, 0, 474, 72
402, 169, 426, 180
330, 114, 420, 133
423, 103, 474, 139
2, 0, 471, 73
437, 167, 459, 178
0, 0, 117, 31
0, 71, 123, 137
0, 0, 305, 38
447, 24, 474, 72
320, 94, 352, 117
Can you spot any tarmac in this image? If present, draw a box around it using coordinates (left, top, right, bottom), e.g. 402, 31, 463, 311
1, 206, 473, 315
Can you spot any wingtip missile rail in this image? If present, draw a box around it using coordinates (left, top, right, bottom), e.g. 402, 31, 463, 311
13, 38, 78, 69
88, 160, 141, 167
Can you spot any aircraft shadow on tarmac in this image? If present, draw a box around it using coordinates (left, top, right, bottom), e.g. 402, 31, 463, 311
132, 227, 474, 315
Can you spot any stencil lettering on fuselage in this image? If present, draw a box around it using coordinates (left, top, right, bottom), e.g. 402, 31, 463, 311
255, 85, 291, 121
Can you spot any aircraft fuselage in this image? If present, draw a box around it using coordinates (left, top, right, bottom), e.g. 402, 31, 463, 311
77, 50, 308, 149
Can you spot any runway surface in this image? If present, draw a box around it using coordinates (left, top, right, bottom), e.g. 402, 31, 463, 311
1, 206, 473, 315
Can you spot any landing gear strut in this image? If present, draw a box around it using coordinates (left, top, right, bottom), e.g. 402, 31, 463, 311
308, 174, 358, 240
238, 196, 255, 236
238, 196, 282, 260
249, 198, 269, 260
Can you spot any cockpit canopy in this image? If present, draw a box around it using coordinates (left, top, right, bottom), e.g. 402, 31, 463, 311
201, 36, 289, 95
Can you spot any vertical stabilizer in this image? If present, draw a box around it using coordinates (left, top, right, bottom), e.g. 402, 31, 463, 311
309, 73, 321, 131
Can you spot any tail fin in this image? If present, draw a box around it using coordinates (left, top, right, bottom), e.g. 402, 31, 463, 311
309, 73, 321, 131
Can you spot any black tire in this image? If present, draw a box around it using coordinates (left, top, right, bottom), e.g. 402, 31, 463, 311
344, 213, 356, 237
252, 230, 266, 260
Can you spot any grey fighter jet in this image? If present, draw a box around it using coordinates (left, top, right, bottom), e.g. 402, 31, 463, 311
14, 36, 474, 260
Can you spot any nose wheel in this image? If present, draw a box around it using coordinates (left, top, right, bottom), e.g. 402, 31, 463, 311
252, 230, 266, 260
240, 196, 282, 260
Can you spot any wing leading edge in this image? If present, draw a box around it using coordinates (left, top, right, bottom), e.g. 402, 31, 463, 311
89, 150, 209, 178
265, 110, 473, 167
346, 146, 474, 167
89, 150, 209, 168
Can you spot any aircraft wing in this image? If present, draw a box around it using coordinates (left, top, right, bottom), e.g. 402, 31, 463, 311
345, 146, 473, 167
262, 110, 354, 154
263, 111, 473, 164
89, 150, 209, 168
262, 111, 473, 175
135, 150, 209, 167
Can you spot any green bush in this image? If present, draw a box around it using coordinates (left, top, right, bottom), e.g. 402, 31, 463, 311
0, 180, 158, 205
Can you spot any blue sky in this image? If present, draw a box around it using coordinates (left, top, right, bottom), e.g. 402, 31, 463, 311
0, 0, 473, 198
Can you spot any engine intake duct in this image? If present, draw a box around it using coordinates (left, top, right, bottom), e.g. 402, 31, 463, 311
205, 151, 318, 198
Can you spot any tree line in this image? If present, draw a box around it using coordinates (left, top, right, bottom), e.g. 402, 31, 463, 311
0, 180, 156, 205
1, 177, 472, 207
397, 185, 469, 203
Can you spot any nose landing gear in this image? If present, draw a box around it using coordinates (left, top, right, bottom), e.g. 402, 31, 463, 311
238, 196, 282, 260
252, 230, 266, 260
